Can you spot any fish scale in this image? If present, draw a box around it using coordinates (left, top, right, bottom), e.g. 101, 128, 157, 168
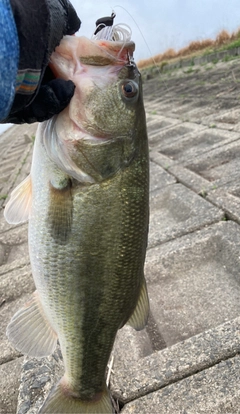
29, 156, 146, 389
30, 149, 148, 395
5, 33, 149, 413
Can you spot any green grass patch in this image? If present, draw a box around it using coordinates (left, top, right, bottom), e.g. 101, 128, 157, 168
184, 67, 194, 74
0, 194, 8, 200
220, 38, 240, 50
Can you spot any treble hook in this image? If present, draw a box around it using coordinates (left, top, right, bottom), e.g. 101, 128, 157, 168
127, 51, 135, 67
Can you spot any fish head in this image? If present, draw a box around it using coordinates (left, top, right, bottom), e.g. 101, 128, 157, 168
46, 35, 147, 183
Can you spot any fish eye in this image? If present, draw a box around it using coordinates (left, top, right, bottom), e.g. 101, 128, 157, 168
121, 81, 138, 99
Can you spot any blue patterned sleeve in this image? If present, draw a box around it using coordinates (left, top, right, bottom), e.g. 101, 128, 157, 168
0, 0, 19, 121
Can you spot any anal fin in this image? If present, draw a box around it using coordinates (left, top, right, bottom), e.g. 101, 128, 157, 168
127, 278, 149, 331
6, 291, 57, 357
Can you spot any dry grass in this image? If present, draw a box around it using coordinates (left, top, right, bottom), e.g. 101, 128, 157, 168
179, 39, 214, 56
138, 28, 240, 69
215, 29, 230, 46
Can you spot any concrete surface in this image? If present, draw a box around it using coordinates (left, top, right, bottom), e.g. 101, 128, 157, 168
121, 355, 240, 413
1, 56, 240, 413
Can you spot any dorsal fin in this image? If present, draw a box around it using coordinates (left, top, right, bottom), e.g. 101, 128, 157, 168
4, 174, 32, 224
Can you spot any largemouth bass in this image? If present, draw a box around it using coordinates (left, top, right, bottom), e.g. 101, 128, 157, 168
5, 28, 149, 414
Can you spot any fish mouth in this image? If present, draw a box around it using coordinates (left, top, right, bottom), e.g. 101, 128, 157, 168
50, 21, 136, 78
84, 22, 135, 66
90, 39, 135, 66
52, 36, 135, 68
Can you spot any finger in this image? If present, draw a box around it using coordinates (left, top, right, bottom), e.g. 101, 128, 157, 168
31, 79, 75, 121
65, 1, 81, 35
5, 79, 75, 124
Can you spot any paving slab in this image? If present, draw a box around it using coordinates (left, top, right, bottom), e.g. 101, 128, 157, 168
147, 115, 181, 134
149, 122, 206, 149
156, 127, 240, 163
202, 107, 240, 132
110, 221, 240, 401
183, 139, 240, 181
0, 357, 24, 414
206, 188, 240, 223
143, 58, 240, 123
149, 183, 224, 247
17, 349, 64, 414
0, 123, 37, 209
151, 132, 240, 224
111, 317, 240, 404
121, 355, 240, 413
149, 161, 176, 192
0, 224, 28, 265
0, 260, 32, 304
146, 221, 240, 345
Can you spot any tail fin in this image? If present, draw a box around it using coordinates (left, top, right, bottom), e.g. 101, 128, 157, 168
39, 376, 114, 413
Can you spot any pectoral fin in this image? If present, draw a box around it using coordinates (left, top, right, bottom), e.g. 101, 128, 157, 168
4, 174, 32, 224
127, 279, 149, 331
7, 291, 57, 357
48, 179, 73, 242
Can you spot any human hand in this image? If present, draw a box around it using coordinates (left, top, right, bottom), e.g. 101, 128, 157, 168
4, 0, 80, 124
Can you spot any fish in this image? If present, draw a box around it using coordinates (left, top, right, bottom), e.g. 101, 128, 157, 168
4, 27, 149, 414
